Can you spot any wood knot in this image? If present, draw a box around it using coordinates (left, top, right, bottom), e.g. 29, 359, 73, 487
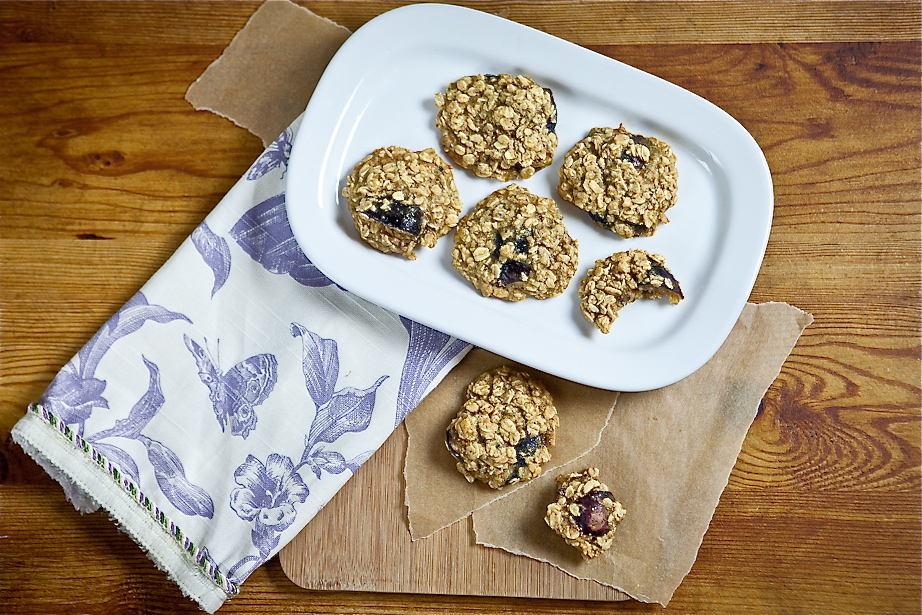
84, 150, 126, 171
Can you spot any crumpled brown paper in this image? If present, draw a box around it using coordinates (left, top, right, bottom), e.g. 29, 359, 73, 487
404, 348, 619, 539
185, 0, 350, 146
434, 302, 813, 605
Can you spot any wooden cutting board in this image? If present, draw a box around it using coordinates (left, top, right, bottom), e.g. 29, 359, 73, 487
278, 423, 629, 600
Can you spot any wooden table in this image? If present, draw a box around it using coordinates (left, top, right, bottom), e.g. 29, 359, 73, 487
1, 2, 919, 613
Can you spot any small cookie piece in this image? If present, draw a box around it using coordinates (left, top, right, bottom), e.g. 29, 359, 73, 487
445, 366, 559, 489
558, 125, 678, 238
452, 184, 578, 301
342, 146, 462, 259
579, 249, 683, 334
435, 74, 558, 181
544, 467, 626, 561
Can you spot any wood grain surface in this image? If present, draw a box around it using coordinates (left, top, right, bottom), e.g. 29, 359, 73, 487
3, 1, 920, 43
1, 2, 920, 615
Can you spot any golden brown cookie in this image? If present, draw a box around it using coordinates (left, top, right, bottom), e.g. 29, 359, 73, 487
558, 125, 678, 238
445, 366, 559, 489
342, 146, 462, 259
544, 467, 626, 560
579, 249, 683, 334
435, 74, 558, 181
452, 184, 578, 301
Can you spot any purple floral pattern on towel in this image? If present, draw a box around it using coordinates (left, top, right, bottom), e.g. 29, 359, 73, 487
41, 291, 190, 433
191, 222, 232, 297
227, 323, 389, 580
140, 432, 215, 518
29, 117, 478, 600
39, 292, 216, 518
230, 194, 334, 288
395, 317, 470, 426
230, 453, 308, 554
41, 370, 109, 428
86, 357, 214, 518
290, 322, 387, 478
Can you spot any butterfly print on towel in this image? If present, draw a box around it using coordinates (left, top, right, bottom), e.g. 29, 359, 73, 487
184, 335, 278, 439
246, 127, 292, 181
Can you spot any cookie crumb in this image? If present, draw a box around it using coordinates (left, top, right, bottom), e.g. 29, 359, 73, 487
545, 467, 625, 560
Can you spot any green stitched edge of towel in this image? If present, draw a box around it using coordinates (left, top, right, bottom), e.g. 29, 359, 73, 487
26, 402, 240, 597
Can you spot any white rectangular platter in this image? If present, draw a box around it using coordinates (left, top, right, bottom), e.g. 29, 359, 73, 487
286, 3, 773, 391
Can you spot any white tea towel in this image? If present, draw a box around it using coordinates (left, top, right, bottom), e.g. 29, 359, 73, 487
12, 115, 471, 612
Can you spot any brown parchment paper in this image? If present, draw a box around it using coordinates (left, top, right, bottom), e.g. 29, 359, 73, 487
470, 302, 813, 605
185, 0, 350, 146
405, 348, 619, 540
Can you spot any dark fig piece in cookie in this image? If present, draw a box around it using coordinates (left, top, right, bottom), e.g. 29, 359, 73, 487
498, 260, 532, 287
544, 88, 558, 133
619, 150, 646, 170
515, 436, 542, 464
642, 263, 684, 301
363, 198, 422, 236
575, 490, 616, 536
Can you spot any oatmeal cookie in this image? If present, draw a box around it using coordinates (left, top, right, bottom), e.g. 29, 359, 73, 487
558, 125, 678, 238
579, 249, 683, 334
434, 73, 558, 181
445, 366, 559, 489
342, 146, 462, 259
545, 467, 626, 560
452, 184, 578, 301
